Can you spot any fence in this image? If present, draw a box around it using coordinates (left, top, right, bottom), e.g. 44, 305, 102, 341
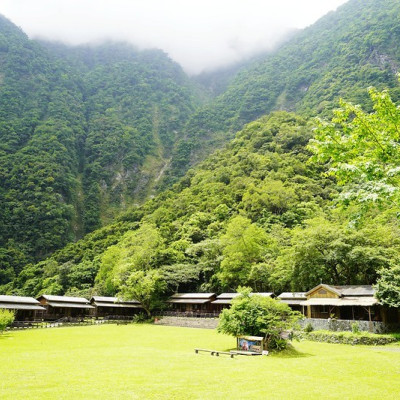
8, 318, 131, 331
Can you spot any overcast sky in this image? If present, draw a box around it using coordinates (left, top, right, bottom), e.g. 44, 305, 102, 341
0, 0, 348, 74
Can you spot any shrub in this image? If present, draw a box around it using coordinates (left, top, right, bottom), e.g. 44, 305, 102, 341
217, 287, 301, 351
351, 322, 360, 334
304, 322, 314, 333
132, 313, 154, 324
0, 310, 15, 333
305, 330, 396, 346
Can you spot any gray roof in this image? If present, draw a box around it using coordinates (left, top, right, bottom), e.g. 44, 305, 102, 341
170, 293, 215, 299
38, 295, 90, 304
279, 299, 306, 306
215, 293, 241, 300
306, 284, 375, 298
213, 293, 273, 304
46, 301, 94, 309
94, 302, 142, 308
0, 295, 40, 305
302, 297, 378, 307
212, 299, 233, 305
90, 296, 140, 304
331, 285, 375, 296
168, 299, 211, 304
278, 292, 307, 300
0, 302, 45, 311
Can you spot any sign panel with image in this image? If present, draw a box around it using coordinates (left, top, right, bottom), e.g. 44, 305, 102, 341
237, 336, 264, 353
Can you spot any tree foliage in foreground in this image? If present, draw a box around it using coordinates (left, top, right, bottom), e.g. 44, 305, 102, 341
217, 287, 301, 350
310, 86, 400, 207
0, 309, 14, 334
309, 84, 400, 307
375, 266, 400, 308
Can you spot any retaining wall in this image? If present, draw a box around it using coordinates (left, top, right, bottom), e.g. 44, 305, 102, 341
299, 318, 386, 333
154, 316, 219, 329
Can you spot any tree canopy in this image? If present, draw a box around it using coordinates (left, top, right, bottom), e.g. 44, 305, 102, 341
217, 288, 301, 350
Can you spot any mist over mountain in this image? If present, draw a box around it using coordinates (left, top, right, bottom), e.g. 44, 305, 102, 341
0, 0, 348, 74
164, 0, 400, 186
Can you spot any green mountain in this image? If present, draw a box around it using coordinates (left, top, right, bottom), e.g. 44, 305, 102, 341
3, 0, 400, 294
166, 0, 400, 183
0, 17, 202, 286
40, 41, 203, 229
12, 111, 399, 298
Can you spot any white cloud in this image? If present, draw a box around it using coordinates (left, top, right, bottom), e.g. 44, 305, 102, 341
0, 0, 348, 74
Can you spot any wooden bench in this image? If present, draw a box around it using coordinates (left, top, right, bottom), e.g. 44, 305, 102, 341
195, 348, 235, 358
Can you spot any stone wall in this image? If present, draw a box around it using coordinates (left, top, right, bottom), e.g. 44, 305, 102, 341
299, 318, 386, 333
154, 316, 219, 329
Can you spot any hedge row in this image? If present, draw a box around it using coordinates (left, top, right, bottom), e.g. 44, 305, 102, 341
304, 330, 397, 346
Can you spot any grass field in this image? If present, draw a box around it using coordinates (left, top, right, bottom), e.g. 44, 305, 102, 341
0, 324, 399, 399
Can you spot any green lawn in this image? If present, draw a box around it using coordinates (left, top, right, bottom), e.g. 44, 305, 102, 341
0, 324, 399, 399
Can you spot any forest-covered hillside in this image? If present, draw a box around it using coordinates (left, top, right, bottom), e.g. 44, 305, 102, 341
0, 16, 202, 285
9, 109, 400, 298
165, 0, 400, 183
2, 0, 400, 297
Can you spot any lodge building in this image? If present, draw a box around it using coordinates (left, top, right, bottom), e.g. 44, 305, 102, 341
0, 285, 398, 331
37, 295, 94, 321
167, 293, 216, 313
302, 284, 399, 324
211, 292, 274, 313
277, 292, 307, 314
0, 295, 45, 320
90, 296, 142, 319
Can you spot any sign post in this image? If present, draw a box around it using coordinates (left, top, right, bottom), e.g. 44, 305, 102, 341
236, 336, 265, 354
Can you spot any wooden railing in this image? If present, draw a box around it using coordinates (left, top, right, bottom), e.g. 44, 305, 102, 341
8, 318, 130, 330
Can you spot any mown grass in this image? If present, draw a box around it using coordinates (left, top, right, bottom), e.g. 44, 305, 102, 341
0, 324, 399, 399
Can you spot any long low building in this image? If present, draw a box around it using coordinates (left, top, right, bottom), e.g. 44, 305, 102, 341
212, 292, 274, 313
0, 295, 45, 320
168, 293, 216, 313
302, 284, 399, 323
90, 296, 142, 319
37, 295, 94, 320
277, 292, 307, 314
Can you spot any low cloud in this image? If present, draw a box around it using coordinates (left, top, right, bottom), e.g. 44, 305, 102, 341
0, 0, 348, 74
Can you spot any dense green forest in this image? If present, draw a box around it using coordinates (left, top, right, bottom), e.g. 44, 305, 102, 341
2, 0, 400, 300
0, 16, 202, 286
8, 107, 400, 303
165, 0, 400, 183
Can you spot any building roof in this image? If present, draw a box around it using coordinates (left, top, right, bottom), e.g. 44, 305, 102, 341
215, 293, 241, 300
331, 285, 375, 296
46, 301, 94, 309
93, 302, 142, 308
0, 302, 45, 311
168, 299, 212, 304
38, 295, 90, 304
278, 299, 306, 306
0, 295, 41, 304
305, 284, 375, 298
302, 297, 378, 307
212, 292, 274, 305
90, 296, 140, 304
169, 293, 216, 299
212, 299, 234, 305
277, 292, 307, 305
278, 292, 307, 300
